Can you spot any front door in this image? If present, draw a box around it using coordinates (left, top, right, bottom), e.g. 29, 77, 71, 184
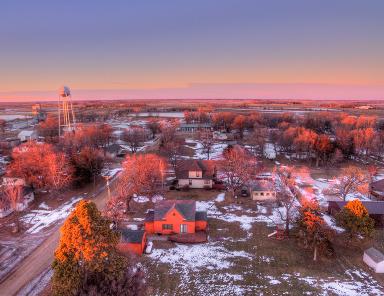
180, 224, 188, 233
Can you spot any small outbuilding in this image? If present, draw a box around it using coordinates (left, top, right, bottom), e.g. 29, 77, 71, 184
363, 247, 384, 273
17, 130, 38, 142
117, 229, 147, 256
251, 181, 276, 201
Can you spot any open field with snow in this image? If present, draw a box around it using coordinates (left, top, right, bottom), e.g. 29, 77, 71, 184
142, 191, 384, 296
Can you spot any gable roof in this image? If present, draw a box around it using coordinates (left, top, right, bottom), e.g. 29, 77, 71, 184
154, 199, 196, 221
120, 229, 145, 244
175, 160, 216, 180
17, 130, 36, 137
328, 200, 384, 215
195, 211, 207, 221
252, 180, 275, 192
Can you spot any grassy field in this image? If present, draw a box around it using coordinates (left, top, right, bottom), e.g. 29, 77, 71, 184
140, 191, 384, 296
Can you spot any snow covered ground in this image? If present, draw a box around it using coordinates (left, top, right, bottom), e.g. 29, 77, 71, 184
145, 192, 384, 295
21, 197, 83, 234
184, 138, 227, 160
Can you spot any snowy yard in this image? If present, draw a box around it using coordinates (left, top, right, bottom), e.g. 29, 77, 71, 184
184, 138, 227, 160
21, 197, 83, 234
143, 192, 384, 296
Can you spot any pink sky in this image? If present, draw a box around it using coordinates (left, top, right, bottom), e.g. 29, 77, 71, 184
0, 83, 383, 102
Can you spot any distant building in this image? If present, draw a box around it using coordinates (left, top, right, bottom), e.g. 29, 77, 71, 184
104, 144, 127, 158
175, 159, 217, 189
145, 200, 207, 235
17, 130, 38, 142
0, 138, 21, 149
178, 123, 212, 133
213, 131, 228, 140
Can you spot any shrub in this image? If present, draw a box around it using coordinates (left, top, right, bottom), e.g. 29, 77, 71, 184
336, 199, 375, 239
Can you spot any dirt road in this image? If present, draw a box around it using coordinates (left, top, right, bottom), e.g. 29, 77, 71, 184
0, 180, 113, 296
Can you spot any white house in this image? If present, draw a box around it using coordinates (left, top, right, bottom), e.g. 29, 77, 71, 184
363, 247, 384, 273
17, 130, 38, 142
176, 160, 217, 189
213, 131, 228, 141
251, 180, 276, 201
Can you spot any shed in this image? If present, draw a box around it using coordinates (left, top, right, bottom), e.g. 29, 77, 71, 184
17, 130, 38, 142
363, 247, 384, 273
251, 180, 276, 201
117, 229, 147, 255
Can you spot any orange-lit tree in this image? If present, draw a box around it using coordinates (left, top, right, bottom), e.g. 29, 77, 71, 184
118, 153, 166, 211
296, 198, 334, 261
336, 199, 374, 239
7, 142, 73, 191
52, 200, 145, 296
219, 145, 258, 198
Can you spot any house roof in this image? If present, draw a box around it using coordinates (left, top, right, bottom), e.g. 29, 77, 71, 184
328, 200, 384, 215
180, 123, 212, 128
371, 179, 384, 196
252, 180, 275, 192
105, 144, 122, 154
154, 199, 196, 221
17, 130, 36, 137
365, 247, 384, 263
175, 160, 216, 180
120, 229, 145, 244
145, 210, 155, 222
195, 211, 207, 221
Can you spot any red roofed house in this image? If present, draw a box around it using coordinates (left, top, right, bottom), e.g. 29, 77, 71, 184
145, 200, 207, 235
117, 229, 147, 256
175, 160, 217, 189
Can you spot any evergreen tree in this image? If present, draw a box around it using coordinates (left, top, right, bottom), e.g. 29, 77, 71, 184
296, 199, 334, 261
336, 199, 374, 239
52, 200, 145, 296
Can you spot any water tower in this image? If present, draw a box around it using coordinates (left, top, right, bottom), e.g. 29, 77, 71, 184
58, 86, 76, 136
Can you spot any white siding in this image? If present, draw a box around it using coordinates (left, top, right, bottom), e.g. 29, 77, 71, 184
252, 191, 276, 201
178, 179, 212, 189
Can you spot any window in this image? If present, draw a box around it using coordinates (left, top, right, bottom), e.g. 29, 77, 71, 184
196, 171, 201, 177
204, 179, 210, 184
180, 224, 188, 233
189, 179, 192, 185
162, 224, 173, 230
260, 192, 264, 196
266, 192, 270, 196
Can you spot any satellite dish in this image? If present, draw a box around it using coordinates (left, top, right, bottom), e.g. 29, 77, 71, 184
59, 86, 71, 97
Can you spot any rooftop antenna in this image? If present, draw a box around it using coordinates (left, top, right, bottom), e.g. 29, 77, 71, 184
58, 86, 76, 136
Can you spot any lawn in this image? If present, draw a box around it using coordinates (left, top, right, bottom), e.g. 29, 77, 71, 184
140, 191, 384, 296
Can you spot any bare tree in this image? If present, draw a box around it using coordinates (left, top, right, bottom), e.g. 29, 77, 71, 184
122, 128, 148, 153
274, 167, 298, 236
3, 184, 22, 232
162, 137, 184, 169
118, 154, 166, 212
329, 166, 369, 201
199, 131, 215, 160
247, 128, 267, 156
147, 119, 160, 139
219, 146, 258, 197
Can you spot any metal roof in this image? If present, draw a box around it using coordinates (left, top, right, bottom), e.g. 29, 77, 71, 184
365, 247, 384, 263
